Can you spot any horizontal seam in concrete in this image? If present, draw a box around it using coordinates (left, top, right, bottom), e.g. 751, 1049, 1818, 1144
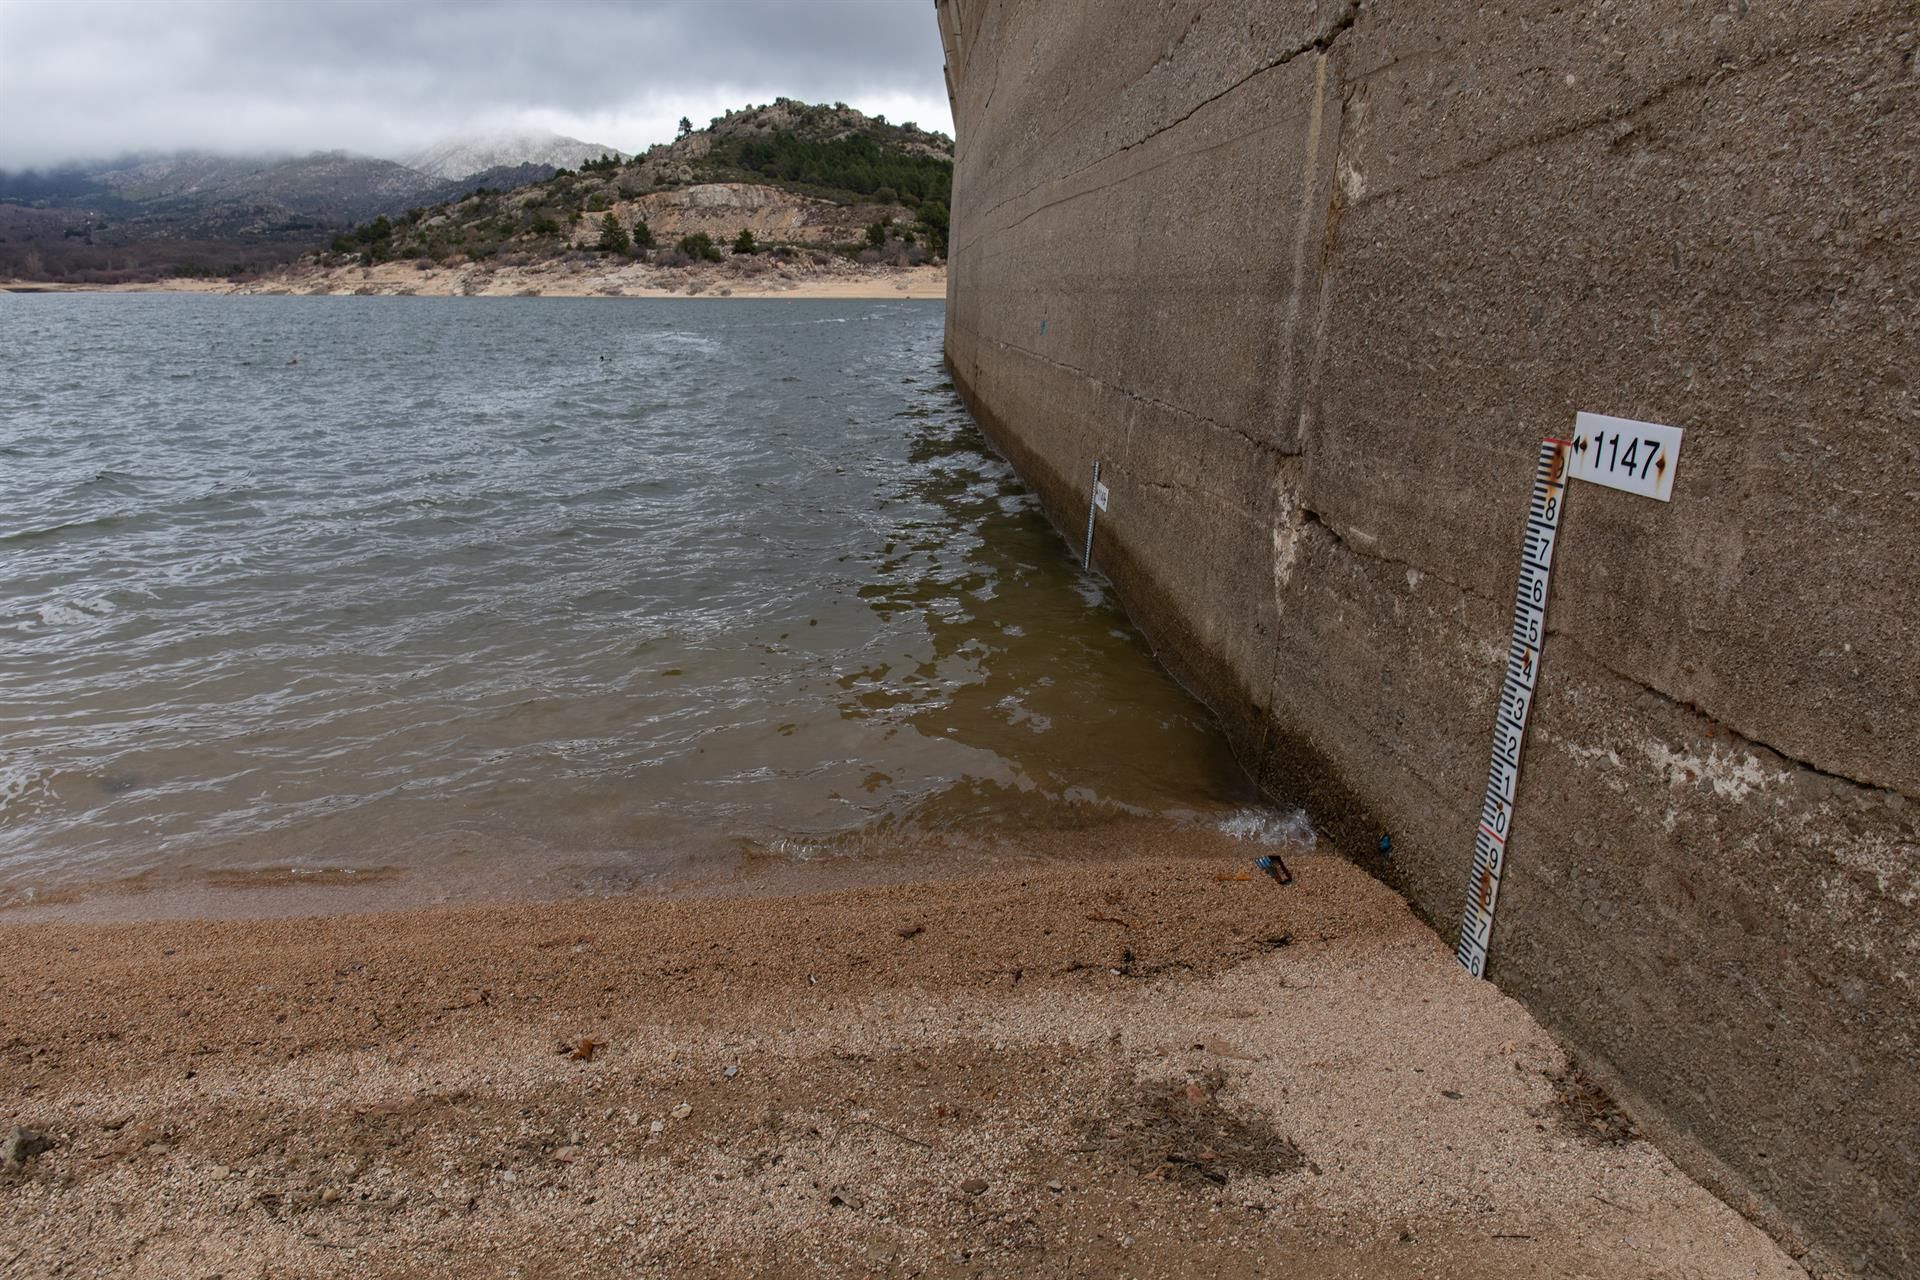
1129, 474, 1262, 523
958, 1, 1359, 250
1543, 628, 1916, 803
956, 104, 1316, 254
981, 333, 1282, 458
1304, 506, 1915, 799
973, 335, 1511, 613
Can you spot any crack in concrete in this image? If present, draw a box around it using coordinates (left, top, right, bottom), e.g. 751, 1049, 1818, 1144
975, 0, 1004, 121
1342, 30, 1835, 207
962, 111, 1313, 251
958, 2, 1360, 251
1102, 1, 1360, 167
964, 4, 1210, 225
1298, 507, 1496, 610
983, 333, 1284, 459
1296, 506, 1911, 801
1545, 629, 1917, 805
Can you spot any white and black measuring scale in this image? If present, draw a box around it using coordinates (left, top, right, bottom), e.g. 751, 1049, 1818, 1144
1456, 411, 1684, 978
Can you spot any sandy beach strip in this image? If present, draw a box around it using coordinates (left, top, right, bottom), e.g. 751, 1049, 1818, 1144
0, 839, 1800, 1279
3, 263, 948, 300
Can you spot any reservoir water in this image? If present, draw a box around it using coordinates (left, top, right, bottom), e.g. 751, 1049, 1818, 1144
0, 294, 1296, 914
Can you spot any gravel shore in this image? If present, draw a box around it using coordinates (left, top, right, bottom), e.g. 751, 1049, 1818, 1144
6, 262, 947, 300
0, 846, 1799, 1278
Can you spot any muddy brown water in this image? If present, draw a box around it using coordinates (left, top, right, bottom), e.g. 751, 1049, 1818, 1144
0, 295, 1306, 918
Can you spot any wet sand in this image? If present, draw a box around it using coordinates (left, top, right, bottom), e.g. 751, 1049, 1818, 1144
0, 839, 1800, 1278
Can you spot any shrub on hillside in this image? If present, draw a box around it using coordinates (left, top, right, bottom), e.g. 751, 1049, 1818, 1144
732, 228, 758, 255
676, 232, 722, 263
915, 201, 949, 255
722, 129, 952, 204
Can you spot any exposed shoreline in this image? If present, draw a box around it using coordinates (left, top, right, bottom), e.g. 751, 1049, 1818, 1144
2, 261, 947, 300
0, 837, 1800, 1278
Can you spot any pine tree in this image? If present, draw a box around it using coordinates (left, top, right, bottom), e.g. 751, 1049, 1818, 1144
596, 213, 630, 254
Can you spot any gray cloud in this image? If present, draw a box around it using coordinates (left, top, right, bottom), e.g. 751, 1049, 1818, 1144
0, 0, 952, 168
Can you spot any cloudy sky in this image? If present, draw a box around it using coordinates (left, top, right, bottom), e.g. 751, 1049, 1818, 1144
0, 0, 952, 168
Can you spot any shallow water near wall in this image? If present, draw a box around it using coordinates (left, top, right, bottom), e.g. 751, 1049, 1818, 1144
0, 294, 1301, 916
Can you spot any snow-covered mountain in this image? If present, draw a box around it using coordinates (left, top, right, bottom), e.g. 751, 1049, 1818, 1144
401, 131, 628, 181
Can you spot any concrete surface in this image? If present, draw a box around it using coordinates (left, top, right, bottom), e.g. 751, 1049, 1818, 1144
936, 1, 1918, 1275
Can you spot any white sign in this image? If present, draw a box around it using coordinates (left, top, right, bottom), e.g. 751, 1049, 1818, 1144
1569, 412, 1683, 502
1092, 481, 1110, 512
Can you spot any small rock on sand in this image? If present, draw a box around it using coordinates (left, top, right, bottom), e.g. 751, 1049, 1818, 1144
670, 1103, 692, 1121
2, 1126, 48, 1173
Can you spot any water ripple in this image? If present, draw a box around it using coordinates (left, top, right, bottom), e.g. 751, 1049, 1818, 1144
0, 294, 1281, 907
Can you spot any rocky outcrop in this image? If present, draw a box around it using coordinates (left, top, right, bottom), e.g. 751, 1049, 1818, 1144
937, 1, 1918, 1275
573, 183, 909, 250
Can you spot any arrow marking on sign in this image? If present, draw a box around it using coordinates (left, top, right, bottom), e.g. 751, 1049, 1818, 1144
1568, 412, 1684, 502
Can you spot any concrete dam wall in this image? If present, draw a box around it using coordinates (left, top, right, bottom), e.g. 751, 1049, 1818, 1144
935, 1, 1916, 1274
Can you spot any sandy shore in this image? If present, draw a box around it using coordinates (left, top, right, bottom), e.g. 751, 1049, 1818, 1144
0, 840, 1800, 1279
4, 262, 947, 300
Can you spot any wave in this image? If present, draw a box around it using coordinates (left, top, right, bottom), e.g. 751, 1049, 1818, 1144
0, 512, 130, 545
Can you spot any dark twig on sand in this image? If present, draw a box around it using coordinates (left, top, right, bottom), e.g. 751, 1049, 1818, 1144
849, 1119, 934, 1150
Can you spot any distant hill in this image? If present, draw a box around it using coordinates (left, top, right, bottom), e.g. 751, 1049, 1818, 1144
327, 100, 954, 270
0, 103, 952, 284
0, 148, 563, 283
403, 131, 627, 181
